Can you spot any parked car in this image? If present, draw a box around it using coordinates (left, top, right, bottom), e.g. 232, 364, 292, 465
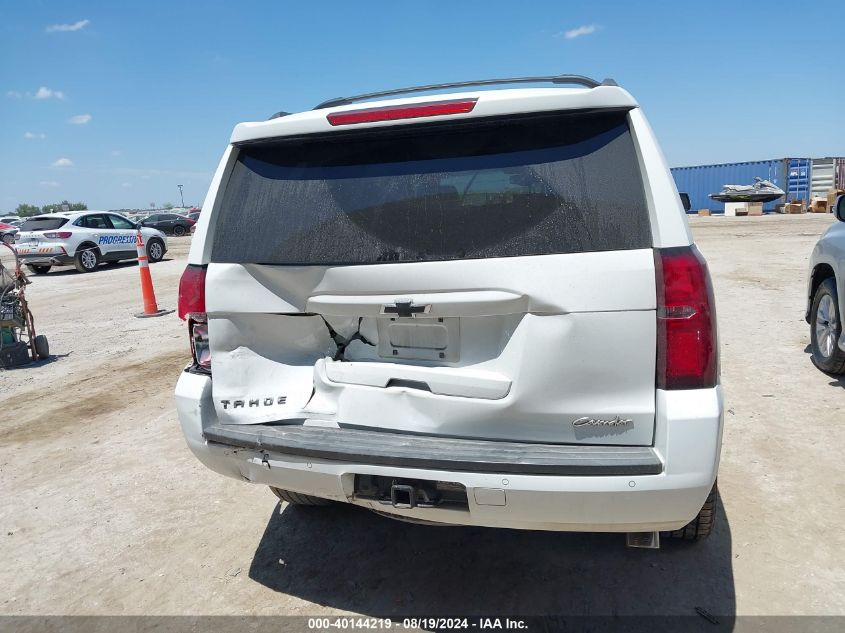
175, 74, 722, 547
16, 212, 167, 274
806, 195, 845, 373
187, 211, 201, 223
140, 213, 195, 237
0, 222, 19, 244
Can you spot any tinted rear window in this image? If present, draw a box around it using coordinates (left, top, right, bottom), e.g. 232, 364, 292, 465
20, 217, 69, 231
212, 110, 651, 265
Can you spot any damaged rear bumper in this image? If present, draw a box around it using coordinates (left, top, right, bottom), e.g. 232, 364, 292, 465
176, 372, 723, 533
202, 423, 663, 476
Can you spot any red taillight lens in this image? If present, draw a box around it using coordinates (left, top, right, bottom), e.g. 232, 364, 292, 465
327, 98, 477, 126
178, 264, 206, 320
654, 246, 718, 390
44, 231, 72, 238
179, 265, 210, 371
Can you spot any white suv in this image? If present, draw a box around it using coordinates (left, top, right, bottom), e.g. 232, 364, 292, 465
176, 75, 723, 547
806, 195, 845, 374
16, 211, 167, 274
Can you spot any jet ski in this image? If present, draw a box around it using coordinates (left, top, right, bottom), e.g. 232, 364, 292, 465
709, 177, 785, 203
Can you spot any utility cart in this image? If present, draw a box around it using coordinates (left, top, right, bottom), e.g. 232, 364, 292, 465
0, 241, 48, 368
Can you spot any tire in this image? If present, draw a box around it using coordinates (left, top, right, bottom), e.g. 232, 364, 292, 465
173, 225, 186, 237
26, 264, 52, 275
147, 238, 165, 263
810, 277, 845, 374
34, 335, 49, 360
664, 482, 718, 541
270, 487, 332, 506
74, 246, 100, 273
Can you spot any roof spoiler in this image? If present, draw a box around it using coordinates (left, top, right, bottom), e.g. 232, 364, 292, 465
265, 75, 618, 120
302, 75, 617, 113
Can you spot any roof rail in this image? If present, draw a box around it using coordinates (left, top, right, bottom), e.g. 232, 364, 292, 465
313, 75, 617, 110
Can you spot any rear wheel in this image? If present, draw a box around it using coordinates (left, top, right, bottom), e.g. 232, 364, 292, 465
810, 278, 845, 374
147, 238, 165, 263
26, 264, 51, 275
173, 225, 186, 237
74, 247, 100, 273
664, 482, 718, 541
270, 487, 332, 506
34, 335, 49, 360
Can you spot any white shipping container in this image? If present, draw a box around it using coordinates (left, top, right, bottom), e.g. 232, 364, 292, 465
811, 158, 835, 199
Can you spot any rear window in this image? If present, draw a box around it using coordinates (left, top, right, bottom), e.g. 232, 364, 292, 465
212, 109, 651, 265
20, 217, 69, 231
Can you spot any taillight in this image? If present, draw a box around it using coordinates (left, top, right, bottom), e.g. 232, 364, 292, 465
178, 265, 209, 372
178, 264, 206, 320
189, 316, 211, 371
327, 98, 477, 126
44, 231, 72, 238
654, 246, 718, 390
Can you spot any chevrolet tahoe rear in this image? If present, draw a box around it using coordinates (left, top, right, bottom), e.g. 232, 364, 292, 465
175, 75, 723, 546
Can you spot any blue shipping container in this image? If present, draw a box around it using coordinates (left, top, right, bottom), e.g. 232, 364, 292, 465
671, 160, 788, 213
786, 158, 810, 203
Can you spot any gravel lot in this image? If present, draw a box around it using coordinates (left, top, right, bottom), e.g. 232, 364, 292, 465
1, 214, 843, 618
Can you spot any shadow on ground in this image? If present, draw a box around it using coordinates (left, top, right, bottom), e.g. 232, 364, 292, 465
248, 498, 735, 621
1, 351, 70, 370
802, 344, 845, 387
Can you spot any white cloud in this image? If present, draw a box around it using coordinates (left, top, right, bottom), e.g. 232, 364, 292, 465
34, 86, 65, 100
6, 90, 22, 99
46, 19, 90, 33
560, 24, 600, 39
121, 182, 132, 188
40, 181, 60, 188
24, 132, 47, 139
52, 158, 74, 168
68, 114, 92, 125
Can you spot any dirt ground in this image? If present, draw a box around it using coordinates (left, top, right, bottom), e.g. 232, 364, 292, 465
1, 215, 843, 618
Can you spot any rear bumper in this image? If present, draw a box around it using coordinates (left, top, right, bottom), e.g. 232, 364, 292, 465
18, 253, 73, 266
176, 372, 723, 532
203, 423, 662, 476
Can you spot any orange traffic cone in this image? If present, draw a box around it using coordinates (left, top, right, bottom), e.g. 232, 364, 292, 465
134, 230, 173, 318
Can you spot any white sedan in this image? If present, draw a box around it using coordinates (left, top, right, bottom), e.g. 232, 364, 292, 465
15, 211, 168, 274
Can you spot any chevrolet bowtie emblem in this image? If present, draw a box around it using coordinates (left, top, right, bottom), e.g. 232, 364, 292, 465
382, 298, 430, 318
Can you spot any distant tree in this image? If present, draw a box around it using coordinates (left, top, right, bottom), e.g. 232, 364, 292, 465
163, 202, 174, 210
41, 200, 88, 213
15, 203, 41, 217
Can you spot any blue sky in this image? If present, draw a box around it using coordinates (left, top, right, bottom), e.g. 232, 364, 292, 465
1, 0, 842, 212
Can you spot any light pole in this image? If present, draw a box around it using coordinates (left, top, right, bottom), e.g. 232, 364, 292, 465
177, 184, 185, 208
